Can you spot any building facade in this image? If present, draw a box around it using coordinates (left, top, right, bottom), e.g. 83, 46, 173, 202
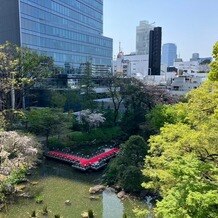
0, 0, 113, 75
136, 20, 154, 55
112, 51, 149, 80
162, 43, 177, 67
174, 56, 212, 75
190, 53, 200, 61
149, 27, 162, 75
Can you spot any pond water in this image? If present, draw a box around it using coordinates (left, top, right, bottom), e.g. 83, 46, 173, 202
0, 160, 145, 218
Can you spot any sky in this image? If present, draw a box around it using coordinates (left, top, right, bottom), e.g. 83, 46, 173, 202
103, 0, 218, 61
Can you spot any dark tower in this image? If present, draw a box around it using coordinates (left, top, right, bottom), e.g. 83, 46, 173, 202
149, 27, 162, 75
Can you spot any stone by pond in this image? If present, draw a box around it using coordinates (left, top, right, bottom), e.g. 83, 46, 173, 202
0, 159, 145, 218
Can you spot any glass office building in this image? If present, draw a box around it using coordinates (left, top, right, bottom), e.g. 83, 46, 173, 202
0, 0, 113, 75
162, 43, 177, 67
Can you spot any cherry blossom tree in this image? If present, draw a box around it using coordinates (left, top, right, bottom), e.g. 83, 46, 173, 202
0, 131, 41, 175
79, 109, 105, 130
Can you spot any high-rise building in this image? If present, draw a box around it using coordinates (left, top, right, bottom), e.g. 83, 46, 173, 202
149, 27, 162, 75
190, 53, 200, 61
0, 0, 113, 75
162, 43, 177, 67
136, 20, 154, 55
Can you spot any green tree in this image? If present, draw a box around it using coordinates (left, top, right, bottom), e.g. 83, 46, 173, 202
80, 61, 96, 110
146, 103, 187, 133
105, 135, 148, 192
64, 90, 81, 111
105, 76, 175, 130
17, 47, 53, 109
106, 76, 125, 125
208, 42, 218, 81
26, 108, 66, 144
0, 42, 18, 110
120, 78, 176, 135
0, 41, 53, 110
139, 42, 218, 218
51, 91, 67, 108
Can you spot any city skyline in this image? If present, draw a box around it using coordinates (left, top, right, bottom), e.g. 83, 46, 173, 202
104, 0, 218, 60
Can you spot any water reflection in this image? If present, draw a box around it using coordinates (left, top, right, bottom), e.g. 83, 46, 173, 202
103, 188, 124, 218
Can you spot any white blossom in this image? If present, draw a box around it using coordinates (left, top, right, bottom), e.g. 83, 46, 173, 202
0, 131, 41, 175
79, 110, 105, 128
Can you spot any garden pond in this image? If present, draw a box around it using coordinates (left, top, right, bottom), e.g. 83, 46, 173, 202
0, 159, 146, 218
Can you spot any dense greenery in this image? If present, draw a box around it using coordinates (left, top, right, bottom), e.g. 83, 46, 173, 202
48, 126, 124, 149
208, 42, 218, 81
138, 42, 218, 218
25, 108, 68, 144
104, 135, 148, 192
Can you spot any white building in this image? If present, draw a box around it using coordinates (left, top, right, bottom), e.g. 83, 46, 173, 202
162, 55, 212, 94
173, 56, 212, 77
136, 20, 154, 55
112, 51, 149, 80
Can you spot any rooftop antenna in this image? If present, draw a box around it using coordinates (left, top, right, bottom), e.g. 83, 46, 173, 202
119, 42, 122, 52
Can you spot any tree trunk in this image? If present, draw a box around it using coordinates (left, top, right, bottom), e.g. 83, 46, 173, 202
11, 72, 15, 110
22, 88, 26, 109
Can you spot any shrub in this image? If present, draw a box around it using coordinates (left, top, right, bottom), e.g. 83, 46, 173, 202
35, 195, 43, 204
68, 131, 84, 142
7, 168, 27, 185
47, 137, 66, 149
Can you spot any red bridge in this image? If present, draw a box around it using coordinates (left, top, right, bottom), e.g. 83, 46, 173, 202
45, 148, 120, 171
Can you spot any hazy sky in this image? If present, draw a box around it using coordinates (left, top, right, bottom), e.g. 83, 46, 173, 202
103, 0, 218, 60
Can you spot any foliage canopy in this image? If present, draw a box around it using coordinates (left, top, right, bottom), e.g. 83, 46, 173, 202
140, 42, 218, 218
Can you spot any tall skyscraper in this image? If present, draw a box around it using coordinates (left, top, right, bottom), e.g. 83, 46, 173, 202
149, 27, 162, 75
136, 20, 154, 55
0, 0, 113, 75
162, 43, 177, 67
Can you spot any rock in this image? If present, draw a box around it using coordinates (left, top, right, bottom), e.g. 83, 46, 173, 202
89, 185, 105, 194
89, 195, 100, 200
65, 200, 71, 205
81, 212, 88, 218
0, 174, 7, 182
31, 181, 38, 186
117, 191, 126, 199
114, 185, 122, 192
17, 192, 33, 198
15, 184, 26, 192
